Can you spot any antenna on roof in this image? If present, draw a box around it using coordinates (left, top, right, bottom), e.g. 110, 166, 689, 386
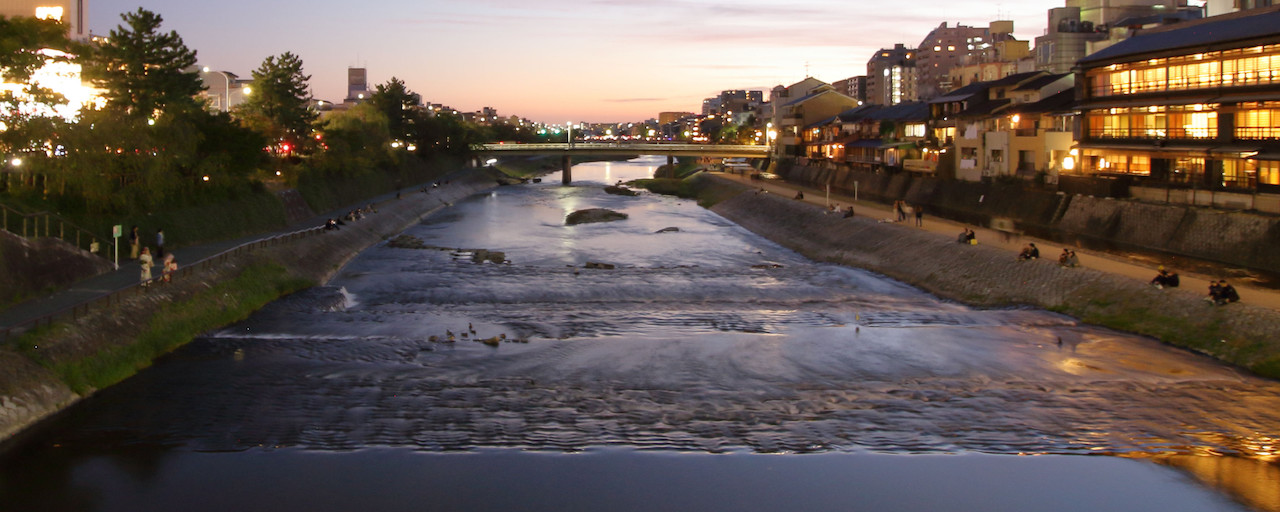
805, 61, 811, 78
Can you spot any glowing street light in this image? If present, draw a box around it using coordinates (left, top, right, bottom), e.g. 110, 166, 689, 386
11, 158, 22, 167
202, 67, 232, 112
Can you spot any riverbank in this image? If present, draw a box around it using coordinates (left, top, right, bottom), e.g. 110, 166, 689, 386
690, 174, 1280, 379
0, 168, 505, 442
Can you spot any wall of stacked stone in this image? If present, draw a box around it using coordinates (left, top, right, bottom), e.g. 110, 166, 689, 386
705, 176, 1280, 376
780, 164, 1280, 272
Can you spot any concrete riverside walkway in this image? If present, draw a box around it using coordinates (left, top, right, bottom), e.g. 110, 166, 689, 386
0, 181, 436, 335
711, 171, 1280, 312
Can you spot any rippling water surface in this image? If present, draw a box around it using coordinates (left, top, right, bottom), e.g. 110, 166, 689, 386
3, 157, 1279, 511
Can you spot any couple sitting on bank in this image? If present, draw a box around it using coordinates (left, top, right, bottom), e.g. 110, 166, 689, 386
1207, 280, 1240, 305
1150, 268, 1180, 289
1017, 243, 1040, 261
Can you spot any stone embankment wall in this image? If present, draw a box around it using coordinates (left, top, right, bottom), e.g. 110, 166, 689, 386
0, 231, 115, 307
782, 163, 1280, 271
0, 169, 505, 442
704, 175, 1280, 378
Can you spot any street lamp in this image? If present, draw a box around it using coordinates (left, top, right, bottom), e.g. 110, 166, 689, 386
202, 67, 231, 112
567, 121, 573, 148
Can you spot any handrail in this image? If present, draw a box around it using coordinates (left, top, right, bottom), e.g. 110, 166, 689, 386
473, 142, 770, 153
0, 203, 110, 258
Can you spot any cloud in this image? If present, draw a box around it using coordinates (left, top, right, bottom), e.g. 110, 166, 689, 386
605, 98, 669, 103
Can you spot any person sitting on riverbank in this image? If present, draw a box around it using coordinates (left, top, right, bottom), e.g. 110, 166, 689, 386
1058, 248, 1079, 268
1150, 268, 1180, 289
957, 228, 976, 244
843, 206, 855, 218
1018, 243, 1039, 260
1207, 280, 1240, 305
325, 218, 341, 231
794, 191, 804, 200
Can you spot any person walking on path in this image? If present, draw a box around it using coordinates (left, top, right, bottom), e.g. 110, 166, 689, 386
139, 247, 154, 287
895, 201, 906, 222
128, 226, 140, 260
162, 253, 177, 283
914, 204, 924, 227
155, 228, 165, 259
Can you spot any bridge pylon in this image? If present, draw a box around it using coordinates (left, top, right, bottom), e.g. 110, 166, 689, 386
561, 155, 572, 185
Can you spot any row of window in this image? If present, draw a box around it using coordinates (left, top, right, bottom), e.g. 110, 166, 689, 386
1087, 44, 1280, 97
1081, 150, 1280, 188
1086, 102, 1280, 140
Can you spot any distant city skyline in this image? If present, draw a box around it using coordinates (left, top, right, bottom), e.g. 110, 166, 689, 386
92, 0, 1068, 123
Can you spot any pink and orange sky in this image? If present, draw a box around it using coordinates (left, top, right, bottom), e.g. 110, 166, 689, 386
92, 0, 1065, 123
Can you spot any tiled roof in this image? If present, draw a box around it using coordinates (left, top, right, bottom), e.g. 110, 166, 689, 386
1079, 7, 1280, 66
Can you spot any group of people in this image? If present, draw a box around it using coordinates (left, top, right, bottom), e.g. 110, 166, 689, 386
128, 225, 176, 287
1206, 280, 1240, 305
327, 204, 378, 231
1017, 243, 1040, 261
957, 228, 977, 245
893, 200, 924, 226
1058, 248, 1079, 268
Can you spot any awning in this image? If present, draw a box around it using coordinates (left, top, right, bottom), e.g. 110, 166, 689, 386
847, 139, 883, 148
880, 141, 918, 149
1247, 152, 1280, 161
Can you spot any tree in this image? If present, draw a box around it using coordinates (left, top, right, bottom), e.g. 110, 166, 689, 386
84, 8, 203, 118
0, 15, 72, 159
236, 52, 316, 152
369, 77, 420, 142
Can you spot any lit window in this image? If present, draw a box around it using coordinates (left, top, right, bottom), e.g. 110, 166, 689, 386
35, 6, 64, 20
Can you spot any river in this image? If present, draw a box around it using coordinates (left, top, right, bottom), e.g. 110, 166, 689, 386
2, 156, 1279, 511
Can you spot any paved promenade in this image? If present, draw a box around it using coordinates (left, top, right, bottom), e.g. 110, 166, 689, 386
712, 171, 1280, 311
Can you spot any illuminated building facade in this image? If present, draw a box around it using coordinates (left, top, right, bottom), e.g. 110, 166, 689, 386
866, 44, 918, 106
0, 0, 87, 40
1074, 6, 1280, 207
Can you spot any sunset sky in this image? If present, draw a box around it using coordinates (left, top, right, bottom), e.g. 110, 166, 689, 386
91, 0, 1065, 123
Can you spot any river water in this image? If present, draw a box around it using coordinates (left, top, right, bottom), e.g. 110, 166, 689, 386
3, 156, 1280, 512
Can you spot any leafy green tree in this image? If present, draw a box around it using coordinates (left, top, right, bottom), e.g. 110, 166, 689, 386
236, 52, 317, 152
84, 8, 203, 118
368, 77, 420, 142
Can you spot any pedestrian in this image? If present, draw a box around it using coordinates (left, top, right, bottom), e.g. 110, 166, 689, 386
162, 253, 177, 283
155, 228, 165, 259
128, 226, 140, 259
895, 200, 906, 222
914, 204, 924, 226
139, 247, 154, 287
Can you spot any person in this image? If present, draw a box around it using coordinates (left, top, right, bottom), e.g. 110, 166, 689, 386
155, 228, 165, 259
793, 190, 804, 200
138, 247, 154, 287
895, 200, 906, 222
1166, 270, 1180, 288
1065, 250, 1079, 268
325, 218, 341, 231
843, 205, 855, 218
128, 226, 140, 259
162, 253, 177, 283
914, 204, 923, 226
1059, 248, 1073, 267
1018, 243, 1039, 260
1206, 280, 1223, 303
957, 228, 976, 244
1214, 280, 1240, 305
1150, 269, 1179, 288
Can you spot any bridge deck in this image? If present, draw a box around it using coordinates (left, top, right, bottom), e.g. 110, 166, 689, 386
475, 143, 769, 158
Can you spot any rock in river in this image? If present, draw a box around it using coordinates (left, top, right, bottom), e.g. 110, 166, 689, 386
566, 208, 628, 225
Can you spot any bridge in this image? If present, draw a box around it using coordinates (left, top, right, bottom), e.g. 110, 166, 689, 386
473, 143, 770, 184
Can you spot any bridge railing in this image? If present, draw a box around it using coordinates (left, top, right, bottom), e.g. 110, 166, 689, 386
474, 142, 769, 154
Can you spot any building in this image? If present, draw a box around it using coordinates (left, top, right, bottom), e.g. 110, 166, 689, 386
345, 67, 368, 103
197, 69, 252, 112
1073, 6, 1280, 211
0, 0, 87, 40
1207, 0, 1274, 16
915, 22, 992, 100
866, 44, 918, 106
658, 111, 694, 125
832, 75, 867, 104
775, 84, 860, 157
1035, 0, 1200, 74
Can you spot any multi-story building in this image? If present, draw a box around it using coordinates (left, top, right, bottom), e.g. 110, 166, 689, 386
866, 44, 918, 106
1207, 0, 1275, 15
916, 22, 992, 100
1035, 0, 1200, 74
0, 0, 87, 40
197, 69, 252, 112
345, 67, 368, 103
1074, 6, 1280, 211
832, 75, 867, 104
775, 84, 859, 157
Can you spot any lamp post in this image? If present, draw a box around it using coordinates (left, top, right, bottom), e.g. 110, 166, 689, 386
203, 67, 230, 112
567, 121, 573, 149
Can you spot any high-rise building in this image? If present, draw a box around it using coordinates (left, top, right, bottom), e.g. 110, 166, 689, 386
1034, 0, 1201, 74
346, 67, 368, 102
0, 0, 87, 40
866, 44, 918, 106
915, 22, 991, 100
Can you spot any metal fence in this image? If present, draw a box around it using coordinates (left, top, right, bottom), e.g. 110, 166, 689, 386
0, 203, 108, 257
1, 224, 326, 343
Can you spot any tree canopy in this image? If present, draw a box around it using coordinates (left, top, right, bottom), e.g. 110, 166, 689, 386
84, 8, 203, 118
369, 77, 420, 142
236, 52, 316, 152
